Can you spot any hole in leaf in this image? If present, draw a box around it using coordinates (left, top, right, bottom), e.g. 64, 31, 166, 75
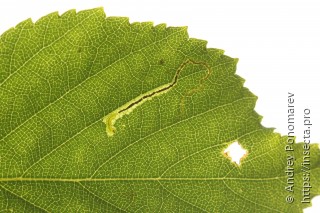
224, 141, 247, 165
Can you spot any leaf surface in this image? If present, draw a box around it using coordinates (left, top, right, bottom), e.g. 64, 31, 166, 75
0, 8, 319, 212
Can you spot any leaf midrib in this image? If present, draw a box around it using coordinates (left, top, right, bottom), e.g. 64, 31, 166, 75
0, 176, 290, 182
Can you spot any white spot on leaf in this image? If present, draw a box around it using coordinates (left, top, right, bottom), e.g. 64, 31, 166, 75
224, 141, 247, 165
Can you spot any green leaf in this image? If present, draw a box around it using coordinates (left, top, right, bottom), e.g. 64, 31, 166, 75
0, 8, 319, 212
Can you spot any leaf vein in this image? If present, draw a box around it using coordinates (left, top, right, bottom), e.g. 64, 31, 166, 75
157, 180, 209, 213
160, 129, 262, 178
222, 180, 282, 213
78, 182, 128, 213
90, 96, 255, 178
0, 184, 49, 213
0, 10, 99, 87
0, 26, 185, 142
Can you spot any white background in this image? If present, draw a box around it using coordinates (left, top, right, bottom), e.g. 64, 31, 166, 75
0, 0, 319, 212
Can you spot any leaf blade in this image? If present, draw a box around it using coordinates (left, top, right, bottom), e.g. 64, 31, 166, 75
0, 8, 319, 212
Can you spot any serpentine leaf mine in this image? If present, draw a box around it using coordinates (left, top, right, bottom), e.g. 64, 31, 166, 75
103, 59, 212, 136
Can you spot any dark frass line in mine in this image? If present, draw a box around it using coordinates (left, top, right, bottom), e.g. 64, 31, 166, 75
103, 59, 212, 136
